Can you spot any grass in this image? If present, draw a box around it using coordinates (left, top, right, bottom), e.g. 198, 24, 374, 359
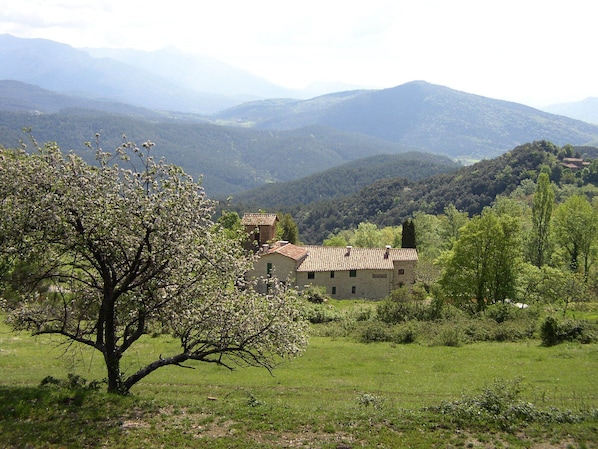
1, 315, 598, 448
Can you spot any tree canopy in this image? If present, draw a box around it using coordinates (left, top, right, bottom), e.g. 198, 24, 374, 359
439, 209, 521, 312
0, 140, 308, 395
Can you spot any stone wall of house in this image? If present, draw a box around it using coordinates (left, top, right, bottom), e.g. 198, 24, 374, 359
296, 260, 417, 300
250, 252, 298, 294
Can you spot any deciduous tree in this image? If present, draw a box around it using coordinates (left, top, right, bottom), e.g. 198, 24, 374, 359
553, 195, 597, 279
439, 209, 521, 313
0, 141, 308, 395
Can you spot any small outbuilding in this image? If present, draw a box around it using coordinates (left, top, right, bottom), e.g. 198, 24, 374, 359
241, 213, 278, 250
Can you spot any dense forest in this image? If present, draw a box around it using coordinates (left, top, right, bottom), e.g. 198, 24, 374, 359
222, 152, 461, 210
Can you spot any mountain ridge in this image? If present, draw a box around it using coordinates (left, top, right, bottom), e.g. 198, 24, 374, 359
215, 81, 598, 159
0, 34, 276, 114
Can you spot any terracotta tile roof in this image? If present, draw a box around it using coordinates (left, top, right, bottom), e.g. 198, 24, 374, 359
266, 242, 309, 261
296, 246, 418, 272
241, 213, 278, 226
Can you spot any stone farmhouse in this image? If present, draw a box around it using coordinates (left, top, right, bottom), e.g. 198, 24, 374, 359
243, 213, 418, 300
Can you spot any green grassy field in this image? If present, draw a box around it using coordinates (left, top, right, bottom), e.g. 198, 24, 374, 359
1, 316, 597, 448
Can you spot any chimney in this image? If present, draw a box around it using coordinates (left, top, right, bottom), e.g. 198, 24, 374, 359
261, 243, 269, 253
345, 245, 352, 256
385, 245, 391, 258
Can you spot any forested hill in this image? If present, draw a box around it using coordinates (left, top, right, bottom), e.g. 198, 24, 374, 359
222, 152, 460, 210
215, 81, 598, 160
0, 110, 418, 196
287, 141, 596, 244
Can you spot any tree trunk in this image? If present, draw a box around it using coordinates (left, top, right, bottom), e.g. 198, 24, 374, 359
105, 350, 125, 394
102, 288, 126, 394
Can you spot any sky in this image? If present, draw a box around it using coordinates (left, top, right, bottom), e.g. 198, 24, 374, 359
0, 0, 595, 107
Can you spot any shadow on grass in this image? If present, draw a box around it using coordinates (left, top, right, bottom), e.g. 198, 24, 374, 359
0, 385, 137, 448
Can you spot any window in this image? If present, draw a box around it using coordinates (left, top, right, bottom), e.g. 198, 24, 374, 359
330, 271, 335, 278
267, 262, 272, 276
308, 271, 315, 279
331, 286, 336, 295
351, 286, 356, 294
349, 270, 357, 277
398, 269, 405, 275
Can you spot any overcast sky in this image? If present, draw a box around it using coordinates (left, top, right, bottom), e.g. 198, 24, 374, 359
0, 0, 595, 107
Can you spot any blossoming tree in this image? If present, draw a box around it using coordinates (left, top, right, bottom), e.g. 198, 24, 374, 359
0, 139, 307, 395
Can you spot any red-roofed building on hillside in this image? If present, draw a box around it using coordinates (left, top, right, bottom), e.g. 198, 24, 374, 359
249, 241, 418, 300
561, 157, 591, 170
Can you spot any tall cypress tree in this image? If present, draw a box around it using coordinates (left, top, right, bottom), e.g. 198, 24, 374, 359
401, 219, 416, 248
530, 172, 554, 267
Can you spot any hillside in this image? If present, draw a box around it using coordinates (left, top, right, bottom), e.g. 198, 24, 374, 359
0, 110, 418, 196
279, 141, 592, 244
215, 81, 598, 160
223, 152, 460, 210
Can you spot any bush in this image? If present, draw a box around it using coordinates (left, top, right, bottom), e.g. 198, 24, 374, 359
40, 374, 102, 391
540, 316, 596, 346
390, 321, 421, 344
302, 285, 329, 304
358, 322, 392, 343
356, 393, 386, 409
484, 303, 516, 323
431, 378, 597, 430
432, 325, 464, 347
300, 301, 343, 324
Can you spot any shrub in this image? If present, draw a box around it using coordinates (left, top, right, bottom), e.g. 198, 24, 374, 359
434, 325, 463, 347
358, 322, 392, 343
40, 374, 102, 391
484, 303, 516, 323
390, 321, 421, 344
356, 393, 386, 409
377, 297, 430, 323
540, 316, 596, 346
302, 285, 329, 304
431, 378, 595, 430
300, 301, 343, 324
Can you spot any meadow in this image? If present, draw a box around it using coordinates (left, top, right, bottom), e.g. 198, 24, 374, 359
1, 307, 597, 448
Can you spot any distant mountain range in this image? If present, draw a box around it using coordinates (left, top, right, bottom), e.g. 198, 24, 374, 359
0, 80, 171, 119
0, 34, 307, 114
214, 81, 598, 160
2, 34, 598, 199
